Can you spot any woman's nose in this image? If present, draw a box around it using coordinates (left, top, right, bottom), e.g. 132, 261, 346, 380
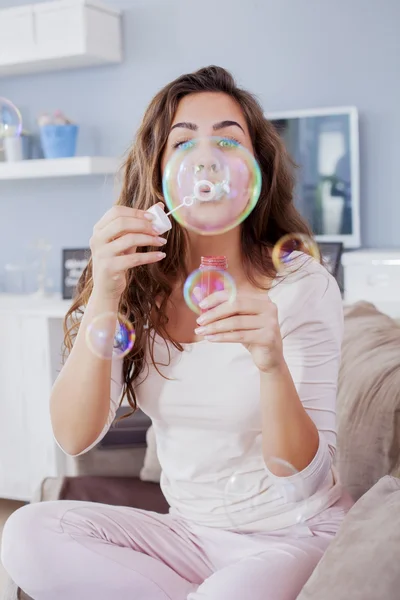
194, 159, 221, 176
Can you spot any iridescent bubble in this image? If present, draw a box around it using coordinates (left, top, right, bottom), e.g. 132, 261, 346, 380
183, 267, 236, 315
223, 458, 308, 530
0, 97, 23, 152
163, 136, 261, 235
272, 233, 321, 272
265, 457, 309, 526
86, 312, 135, 360
223, 469, 266, 529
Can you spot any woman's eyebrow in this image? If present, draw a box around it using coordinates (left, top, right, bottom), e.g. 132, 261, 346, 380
170, 122, 198, 132
170, 120, 245, 134
213, 120, 245, 134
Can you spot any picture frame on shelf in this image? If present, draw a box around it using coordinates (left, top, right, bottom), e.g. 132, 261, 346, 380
318, 242, 343, 280
62, 248, 90, 300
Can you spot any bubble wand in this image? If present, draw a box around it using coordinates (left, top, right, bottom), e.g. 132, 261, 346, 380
145, 196, 194, 234
146, 177, 230, 234
165, 195, 194, 216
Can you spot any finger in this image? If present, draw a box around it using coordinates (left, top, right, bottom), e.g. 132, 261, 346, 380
112, 251, 166, 270
95, 206, 153, 231
195, 314, 262, 336
192, 286, 204, 303
198, 290, 233, 310
95, 206, 155, 231
197, 296, 263, 325
105, 233, 167, 256
100, 217, 159, 243
200, 290, 274, 312
203, 329, 263, 343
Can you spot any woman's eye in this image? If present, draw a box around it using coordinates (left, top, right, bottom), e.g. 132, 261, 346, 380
217, 138, 240, 148
174, 140, 195, 150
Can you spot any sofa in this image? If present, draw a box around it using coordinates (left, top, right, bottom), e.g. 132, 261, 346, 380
3, 301, 400, 600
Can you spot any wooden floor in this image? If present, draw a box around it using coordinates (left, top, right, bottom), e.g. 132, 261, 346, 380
0, 499, 25, 595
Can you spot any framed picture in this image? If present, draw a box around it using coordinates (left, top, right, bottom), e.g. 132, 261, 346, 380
62, 248, 90, 300
268, 107, 360, 248
318, 242, 343, 279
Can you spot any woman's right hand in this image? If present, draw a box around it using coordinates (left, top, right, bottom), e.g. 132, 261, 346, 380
89, 204, 167, 301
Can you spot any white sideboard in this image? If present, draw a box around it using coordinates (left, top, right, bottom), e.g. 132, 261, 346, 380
0, 294, 72, 501
342, 249, 400, 319
1, 249, 400, 501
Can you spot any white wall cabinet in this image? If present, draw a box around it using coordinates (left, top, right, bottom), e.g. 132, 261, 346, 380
0, 5, 36, 65
0, 0, 122, 77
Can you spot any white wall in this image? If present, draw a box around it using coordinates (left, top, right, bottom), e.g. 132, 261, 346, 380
1, 0, 399, 290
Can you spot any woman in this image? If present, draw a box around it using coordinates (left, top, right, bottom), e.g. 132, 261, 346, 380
2, 66, 351, 600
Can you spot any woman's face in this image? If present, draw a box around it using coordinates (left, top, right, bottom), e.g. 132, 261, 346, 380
161, 92, 255, 234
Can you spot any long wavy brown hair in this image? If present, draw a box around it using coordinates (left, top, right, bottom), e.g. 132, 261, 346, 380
64, 65, 314, 415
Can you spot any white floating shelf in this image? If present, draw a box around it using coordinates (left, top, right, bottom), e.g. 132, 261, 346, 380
0, 1, 122, 78
0, 52, 121, 77
0, 156, 119, 180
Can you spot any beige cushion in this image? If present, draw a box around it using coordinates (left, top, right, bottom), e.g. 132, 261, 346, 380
335, 302, 400, 500
297, 476, 400, 600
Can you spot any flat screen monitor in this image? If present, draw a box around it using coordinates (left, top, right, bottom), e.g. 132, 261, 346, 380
267, 107, 360, 248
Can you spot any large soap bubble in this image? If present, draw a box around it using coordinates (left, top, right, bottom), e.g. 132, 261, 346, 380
0, 97, 22, 152
163, 136, 261, 235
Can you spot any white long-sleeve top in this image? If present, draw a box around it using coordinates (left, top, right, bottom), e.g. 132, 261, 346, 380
74, 256, 344, 532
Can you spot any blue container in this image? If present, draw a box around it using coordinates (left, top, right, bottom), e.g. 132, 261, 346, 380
40, 124, 79, 159
21, 134, 32, 160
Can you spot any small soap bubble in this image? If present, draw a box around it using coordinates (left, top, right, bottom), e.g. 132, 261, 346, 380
272, 233, 321, 272
86, 312, 135, 360
223, 458, 309, 530
163, 136, 261, 235
223, 469, 266, 529
266, 457, 308, 526
0, 97, 23, 152
183, 268, 237, 315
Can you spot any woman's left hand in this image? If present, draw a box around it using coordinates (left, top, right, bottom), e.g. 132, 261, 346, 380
194, 290, 284, 373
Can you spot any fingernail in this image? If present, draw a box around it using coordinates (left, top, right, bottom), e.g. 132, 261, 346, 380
196, 315, 206, 324
199, 299, 208, 309
156, 237, 167, 244
194, 327, 206, 335
157, 252, 166, 259
144, 213, 155, 221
